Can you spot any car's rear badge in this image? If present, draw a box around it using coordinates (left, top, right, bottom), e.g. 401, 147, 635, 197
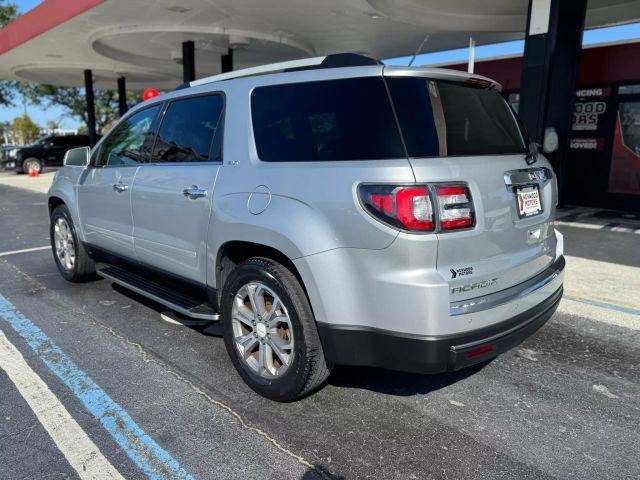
451, 278, 497, 295
450, 266, 473, 279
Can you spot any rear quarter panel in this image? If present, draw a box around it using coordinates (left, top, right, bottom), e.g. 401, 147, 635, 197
205, 77, 415, 288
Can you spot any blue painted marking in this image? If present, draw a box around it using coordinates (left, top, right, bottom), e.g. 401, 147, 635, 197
564, 295, 640, 316
0, 293, 194, 480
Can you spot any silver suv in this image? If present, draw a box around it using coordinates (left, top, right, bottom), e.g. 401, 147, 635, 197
48, 54, 565, 401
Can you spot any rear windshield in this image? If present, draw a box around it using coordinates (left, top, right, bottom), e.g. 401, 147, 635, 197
250, 76, 527, 162
251, 77, 405, 162
387, 77, 526, 157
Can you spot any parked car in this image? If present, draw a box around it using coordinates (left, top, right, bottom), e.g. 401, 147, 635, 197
3, 134, 91, 173
1, 145, 20, 167
47, 54, 565, 401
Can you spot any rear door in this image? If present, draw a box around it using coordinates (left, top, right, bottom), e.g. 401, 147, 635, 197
44, 137, 66, 166
131, 93, 224, 284
49, 136, 88, 166
77, 105, 160, 260
387, 75, 558, 301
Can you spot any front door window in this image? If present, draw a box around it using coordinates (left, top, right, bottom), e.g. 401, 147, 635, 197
97, 106, 160, 167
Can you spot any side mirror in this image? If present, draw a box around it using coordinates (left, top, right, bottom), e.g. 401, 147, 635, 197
63, 146, 90, 167
543, 127, 559, 154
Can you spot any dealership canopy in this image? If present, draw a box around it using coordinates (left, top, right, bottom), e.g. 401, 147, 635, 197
1, 0, 640, 90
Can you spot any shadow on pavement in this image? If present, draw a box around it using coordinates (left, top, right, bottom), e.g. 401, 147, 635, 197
110, 283, 490, 397
559, 225, 640, 267
556, 206, 640, 267
326, 362, 488, 397
301, 465, 344, 480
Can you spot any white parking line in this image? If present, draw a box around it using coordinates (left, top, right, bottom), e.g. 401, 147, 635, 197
0, 329, 125, 480
0, 246, 50, 257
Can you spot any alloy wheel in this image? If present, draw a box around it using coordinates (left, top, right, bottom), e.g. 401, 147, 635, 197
25, 159, 41, 173
231, 282, 294, 378
53, 217, 75, 272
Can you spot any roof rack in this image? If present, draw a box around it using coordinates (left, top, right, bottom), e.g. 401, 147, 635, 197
189, 53, 382, 87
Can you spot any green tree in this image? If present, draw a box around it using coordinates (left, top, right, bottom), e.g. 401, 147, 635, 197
23, 84, 142, 134
46, 119, 61, 131
12, 113, 40, 144
0, 1, 19, 107
0, 0, 17, 25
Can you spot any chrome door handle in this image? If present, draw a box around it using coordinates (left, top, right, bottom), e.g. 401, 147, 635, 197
183, 185, 207, 199
112, 182, 128, 193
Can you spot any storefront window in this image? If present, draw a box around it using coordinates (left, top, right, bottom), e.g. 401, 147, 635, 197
618, 84, 640, 95
608, 102, 640, 195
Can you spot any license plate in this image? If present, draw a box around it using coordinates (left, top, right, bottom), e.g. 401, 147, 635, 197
516, 186, 542, 218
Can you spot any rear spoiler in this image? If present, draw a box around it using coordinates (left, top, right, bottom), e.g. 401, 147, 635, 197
383, 66, 501, 91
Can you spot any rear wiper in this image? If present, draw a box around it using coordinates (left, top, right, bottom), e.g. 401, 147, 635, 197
525, 142, 540, 165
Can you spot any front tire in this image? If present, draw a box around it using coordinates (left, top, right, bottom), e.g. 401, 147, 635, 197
50, 204, 96, 282
221, 257, 331, 401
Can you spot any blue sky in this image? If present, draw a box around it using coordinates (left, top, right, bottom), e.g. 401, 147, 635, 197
1, 0, 640, 130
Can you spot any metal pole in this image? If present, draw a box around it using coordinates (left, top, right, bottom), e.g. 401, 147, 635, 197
221, 49, 233, 73
182, 41, 195, 82
83, 69, 97, 147
117, 76, 128, 117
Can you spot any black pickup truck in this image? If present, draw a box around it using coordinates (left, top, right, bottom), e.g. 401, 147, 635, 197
2, 135, 91, 174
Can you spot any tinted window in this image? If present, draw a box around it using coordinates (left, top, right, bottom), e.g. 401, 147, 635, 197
153, 95, 224, 163
97, 106, 159, 167
251, 77, 404, 162
54, 136, 88, 147
70, 135, 90, 147
387, 78, 526, 157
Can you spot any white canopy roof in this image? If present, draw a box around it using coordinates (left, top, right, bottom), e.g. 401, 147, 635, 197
1, 0, 639, 90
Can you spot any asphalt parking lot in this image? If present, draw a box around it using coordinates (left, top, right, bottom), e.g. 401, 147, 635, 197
1, 177, 639, 479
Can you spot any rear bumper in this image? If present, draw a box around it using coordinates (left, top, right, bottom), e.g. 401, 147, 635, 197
318, 285, 562, 374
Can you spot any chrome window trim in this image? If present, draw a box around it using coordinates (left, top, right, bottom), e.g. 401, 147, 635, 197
137, 161, 224, 167
450, 255, 565, 316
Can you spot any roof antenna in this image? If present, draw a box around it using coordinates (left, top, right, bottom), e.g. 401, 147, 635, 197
467, 37, 476, 73
408, 34, 429, 67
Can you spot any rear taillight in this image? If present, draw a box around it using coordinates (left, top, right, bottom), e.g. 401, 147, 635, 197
359, 183, 474, 233
361, 185, 434, 231
436, 185, 474, 230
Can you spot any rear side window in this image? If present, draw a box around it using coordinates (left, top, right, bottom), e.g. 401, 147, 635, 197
251, 77, 404, 162
71, 136, 90, 147
52, 136, 81, 147
97, 106, 160, 167
58, 136, 88, 147
387, 78, 526, 157
152, 94, 224, 163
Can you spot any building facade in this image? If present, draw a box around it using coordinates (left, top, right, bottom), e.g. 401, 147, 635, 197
448, 41, 640, 211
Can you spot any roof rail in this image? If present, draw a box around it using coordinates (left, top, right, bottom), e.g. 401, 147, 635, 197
189, 53, 382, 87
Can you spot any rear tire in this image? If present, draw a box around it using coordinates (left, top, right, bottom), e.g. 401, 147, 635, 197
221, 257, 331, 401
22, 157, 42, 174
50, 204, 96, 282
